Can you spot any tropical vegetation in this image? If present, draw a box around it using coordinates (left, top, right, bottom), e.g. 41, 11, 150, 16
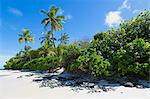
4, 5, 150, 79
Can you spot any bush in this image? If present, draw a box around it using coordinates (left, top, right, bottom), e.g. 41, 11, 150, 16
68, 48, 111, 76
93, 28, 127, 60
120, 10, 150, 42
23, 56, 61, 70
62, 43, 81, 68
4, 57, 24, 70
112, 38, 150, 78
90, 11, 150, 78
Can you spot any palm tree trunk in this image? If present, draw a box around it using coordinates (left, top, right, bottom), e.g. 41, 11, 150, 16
51, 32, 56, 48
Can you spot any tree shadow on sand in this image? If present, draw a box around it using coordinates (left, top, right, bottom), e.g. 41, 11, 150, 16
17, 69, 149, 93
31, 69, 123, 93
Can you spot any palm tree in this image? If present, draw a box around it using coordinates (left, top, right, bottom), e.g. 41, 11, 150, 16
59, 33, 69, 45
41, 5, 65, 48
18, 29, 34, 44
39, 31, 56, 57
18, 29, 34, 61
39, 31, 55, 49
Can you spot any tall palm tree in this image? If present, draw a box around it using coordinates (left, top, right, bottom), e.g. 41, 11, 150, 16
59, 33, 69, 45
41, 5, 65, 48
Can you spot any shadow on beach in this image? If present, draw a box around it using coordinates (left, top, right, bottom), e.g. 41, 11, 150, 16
27, 68, 150, 93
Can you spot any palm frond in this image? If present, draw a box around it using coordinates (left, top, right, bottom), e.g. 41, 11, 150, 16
40, 40, 45, 45
39, 37, 45, 40
41, 18, 49, 24
44, 21, 50, 29
56, 16, 65, 21
41, 9, 48, 15
57, 23, 63, 30
18, 38, 23, 43
18, 34, 23, 37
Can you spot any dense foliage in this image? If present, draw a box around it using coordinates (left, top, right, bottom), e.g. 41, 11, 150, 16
4, 8, 150, 79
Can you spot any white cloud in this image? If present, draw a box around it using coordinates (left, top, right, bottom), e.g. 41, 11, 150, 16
105, 11, 123, 27
118, 0, 131, 10
8, 7, 23, 16
104, 0, 132, 27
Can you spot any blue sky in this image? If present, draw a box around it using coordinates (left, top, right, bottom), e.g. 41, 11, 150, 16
0, 0, 150, 68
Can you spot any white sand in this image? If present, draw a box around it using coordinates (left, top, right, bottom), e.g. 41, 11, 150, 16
0, 70, 149, 99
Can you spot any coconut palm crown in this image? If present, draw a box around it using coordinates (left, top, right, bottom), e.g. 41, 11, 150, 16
18, 29, 34, 44
41, 5, 65, 31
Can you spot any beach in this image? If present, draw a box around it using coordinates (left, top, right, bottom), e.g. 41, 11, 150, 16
0, 70, 150, 99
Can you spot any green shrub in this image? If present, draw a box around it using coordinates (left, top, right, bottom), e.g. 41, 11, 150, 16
120, 11, 150, 42
23, 56, 61, 71
4, 57, 23, 69
112, 38, 150, 78
62, 43, 81, 68
68, 48, 111, 76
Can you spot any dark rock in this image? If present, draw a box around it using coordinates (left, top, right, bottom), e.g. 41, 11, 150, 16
88, 83, 95, 88
123, 82, 134, 87
33, 78, 43, 82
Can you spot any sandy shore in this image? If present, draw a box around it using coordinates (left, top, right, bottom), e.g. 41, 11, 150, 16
0, 70, 149, 99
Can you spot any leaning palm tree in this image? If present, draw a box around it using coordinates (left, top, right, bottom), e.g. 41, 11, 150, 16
41, 5, 65, 48
59, 33, 69, 45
